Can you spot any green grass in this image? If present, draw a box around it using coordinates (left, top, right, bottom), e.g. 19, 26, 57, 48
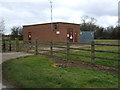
55, 46, 119, 68
1, 40, 23, 44
2, 55, 119, 88
94, 39, 119, 42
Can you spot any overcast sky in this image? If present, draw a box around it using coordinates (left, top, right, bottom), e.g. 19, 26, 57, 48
0, 0, 119, 34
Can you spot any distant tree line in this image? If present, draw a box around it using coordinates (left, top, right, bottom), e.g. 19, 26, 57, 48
80, 15, 119, 40
94, 26, 119, 39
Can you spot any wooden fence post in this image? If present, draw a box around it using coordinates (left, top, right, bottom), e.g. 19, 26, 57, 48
26, 41, 29, 53
91, 41, 95, 63
35, 40, 38, 55
9, 40, 11, 51
66, 41, 70, 67
15, 38, 19, 52
50, 40, 53, 55
27, 41, 30, 53
67, 42, 70, 56
2, 40, 6, 52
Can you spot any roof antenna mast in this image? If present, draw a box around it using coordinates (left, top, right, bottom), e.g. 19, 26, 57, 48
48, 0, 53, 31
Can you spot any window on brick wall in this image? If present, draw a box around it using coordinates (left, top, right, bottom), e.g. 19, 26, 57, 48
53, 24, 58, 31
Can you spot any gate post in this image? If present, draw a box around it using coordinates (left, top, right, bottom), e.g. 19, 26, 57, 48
35, 40, 38, 55
66, 41, 70, 67
15, 38, 19, 52
2, 39, 6, 52
50, 40, 53, 56
91, 41, 95, 63
67, 42, 70, 57
9, 40, 11, 51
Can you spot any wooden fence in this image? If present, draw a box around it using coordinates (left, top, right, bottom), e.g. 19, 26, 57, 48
2, 39, 120, 63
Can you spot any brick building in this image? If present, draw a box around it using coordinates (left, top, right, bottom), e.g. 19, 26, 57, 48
23, 22, 80, 42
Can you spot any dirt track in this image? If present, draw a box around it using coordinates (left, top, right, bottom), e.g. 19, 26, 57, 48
47, 56, 119, 75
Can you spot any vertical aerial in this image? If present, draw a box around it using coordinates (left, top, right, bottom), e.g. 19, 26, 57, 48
48, 0, 53, 31
118, 1, 120, 26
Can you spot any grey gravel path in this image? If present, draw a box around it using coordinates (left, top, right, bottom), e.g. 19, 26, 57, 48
2, 52, 33, 62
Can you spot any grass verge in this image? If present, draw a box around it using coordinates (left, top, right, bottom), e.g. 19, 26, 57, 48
94, 39, 119, 42
2, 55, 119, 88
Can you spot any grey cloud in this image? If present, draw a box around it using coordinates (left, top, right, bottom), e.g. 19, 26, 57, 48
0, 2, 51, 34
0, 2, 50, 21
60, 0, 117, 17
0, 0, 118, 34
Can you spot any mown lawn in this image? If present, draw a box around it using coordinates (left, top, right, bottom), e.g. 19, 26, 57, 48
2, 55, 119, 88
94, 39, 119, 42
55, 45, 119, 68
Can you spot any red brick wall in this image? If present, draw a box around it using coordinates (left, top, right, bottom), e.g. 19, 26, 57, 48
59, 23, 80, 42
23, 22, 80, 42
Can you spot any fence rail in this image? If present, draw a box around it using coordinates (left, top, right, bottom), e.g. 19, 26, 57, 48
94, 50, 120, 54
1, 39, 120, 63
95, 43, 120, 46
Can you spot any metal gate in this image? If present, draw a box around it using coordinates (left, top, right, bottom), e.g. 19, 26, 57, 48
80, 31, 94, 43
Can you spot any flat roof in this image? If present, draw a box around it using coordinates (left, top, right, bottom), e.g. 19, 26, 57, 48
23, 22, 80, 27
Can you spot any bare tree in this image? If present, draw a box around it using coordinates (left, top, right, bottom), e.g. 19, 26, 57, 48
89, 17, 97, 24
11, 26, 23, 40
81, 15, 97, 24
80, 15, 97, 31
81, 15, 89, 24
